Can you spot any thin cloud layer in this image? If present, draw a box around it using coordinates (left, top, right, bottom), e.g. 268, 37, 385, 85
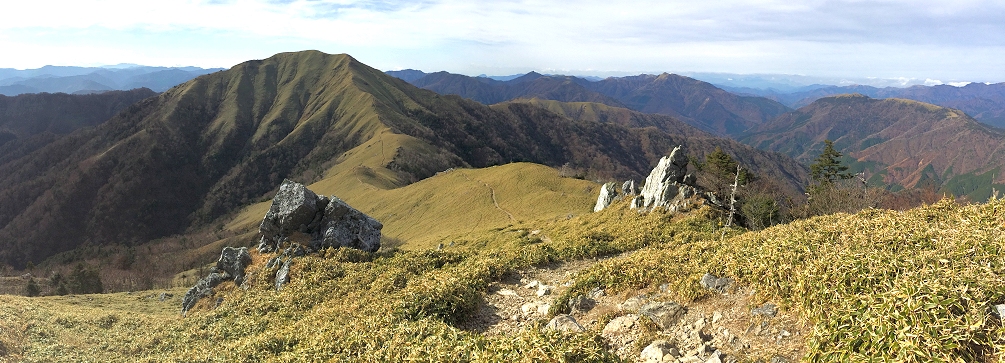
1, 0, 1002, 81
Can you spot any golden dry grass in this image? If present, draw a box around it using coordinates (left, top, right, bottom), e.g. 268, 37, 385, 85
2, 191, 1002, 362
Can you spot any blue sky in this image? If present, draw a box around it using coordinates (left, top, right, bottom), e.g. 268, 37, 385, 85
2, 0, 1004, 83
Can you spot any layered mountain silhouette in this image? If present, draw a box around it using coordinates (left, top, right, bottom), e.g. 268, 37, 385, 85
389, 70, 791, 137
0, 65, 223, 96
0, 50, 808, 268
742, 94, 1005, 198
732, 83, 1005, 129
0, 88, 157, 147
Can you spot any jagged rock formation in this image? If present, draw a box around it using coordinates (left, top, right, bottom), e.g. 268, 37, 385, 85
257, 180, 383, 254
594, 182, 619, 212
593, 145, 720, 213
181, 247, 251, 315
631, 146, 710, 213
622, 180, 637, 196
594, 180, 640, 212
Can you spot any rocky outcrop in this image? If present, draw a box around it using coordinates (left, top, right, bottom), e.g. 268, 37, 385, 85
181, 271, 228, 315
594, 145, 717, 213
594, 182, 619, 212
257, 180, 382, 254
182, 181, 383, 314
629, 146, 712, 213
256, 180, 382, 291
181, 247, 254, 315
217, 247, 252, 286
594, 179, 640, 212
314, 196, 383, 253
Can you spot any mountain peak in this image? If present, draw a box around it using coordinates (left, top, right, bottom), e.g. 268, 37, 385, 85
510, 71, 544, 83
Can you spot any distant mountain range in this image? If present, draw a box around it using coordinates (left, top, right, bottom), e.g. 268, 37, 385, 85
387, 70, 790, 137
0, 65, 224, 96
0, 51, 808, 268
741, 94, 1005, 199
725, 82, 1005, 129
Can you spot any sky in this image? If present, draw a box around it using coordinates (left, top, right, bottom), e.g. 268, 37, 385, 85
1, 0, 1004, 84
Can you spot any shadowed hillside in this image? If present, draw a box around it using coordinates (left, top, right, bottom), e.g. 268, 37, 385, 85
734, 82, 1005, 129
742, 94, 1005, 198
0, 51, 808, 268
395, 71, 791, 136
0, 88, 157, 147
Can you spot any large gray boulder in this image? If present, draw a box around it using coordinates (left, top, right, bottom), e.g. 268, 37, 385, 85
594, 182, 619, 212
311, 196, 383, 253
217, 247, 252, 286
259, 179, 328, 250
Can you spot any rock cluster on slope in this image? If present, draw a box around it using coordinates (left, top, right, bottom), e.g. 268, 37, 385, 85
182, 180, 383, 314
181, 246, 251, 315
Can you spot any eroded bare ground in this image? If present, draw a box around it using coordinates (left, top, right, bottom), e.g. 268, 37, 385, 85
460, 254, 809, 363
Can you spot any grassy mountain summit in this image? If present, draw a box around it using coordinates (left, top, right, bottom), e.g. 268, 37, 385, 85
742, 94, 1005, 198
0, 50, 807, 268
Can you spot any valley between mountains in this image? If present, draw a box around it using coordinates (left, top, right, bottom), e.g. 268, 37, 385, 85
0, 50, 1003, 362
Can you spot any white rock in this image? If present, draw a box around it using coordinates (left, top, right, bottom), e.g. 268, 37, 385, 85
640, 340, 679, 363
594, 182, 619, 212
602, 314, 639, 335
524, 280, 539, 289
544, 314, 586, 333
536, 284, 552, 296
497, 289, 519, 297
521, 302, 539, 315
712, 311, 723, 324
537, 303, 551, 315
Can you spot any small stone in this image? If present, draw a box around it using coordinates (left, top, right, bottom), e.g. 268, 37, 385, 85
158, 292, 172, 301
536, 284, 552, 297
602, 314, 639, 335
587, 286, 605, 298
511, 314, 521, 321
568, 295, 595, 313
640, 301, 686, 330
700, 273, 734, 292
521, 302, 539, 315
544, 314, 585, 333
705, 350, 723, 363
524, 280, 539, 289
497, 289, 519, 297
995, 304, 1005, 319
679, 356, 702, 363
619, 295, 649, 312
712, 311, 723, 324
752, 302, 778, 318
770, 356, 790, 363
275, 259, 291, 290
537, 303, 551, 315
640, 340, 679, 363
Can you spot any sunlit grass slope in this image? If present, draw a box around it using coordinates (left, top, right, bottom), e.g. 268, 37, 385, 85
2, 198, 1002, 362
224, 130, 597, 249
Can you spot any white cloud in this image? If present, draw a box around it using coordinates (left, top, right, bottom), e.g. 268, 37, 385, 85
0, 0, 1003, 82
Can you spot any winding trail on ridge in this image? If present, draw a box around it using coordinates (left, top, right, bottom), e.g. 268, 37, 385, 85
461, 172, 517, 222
